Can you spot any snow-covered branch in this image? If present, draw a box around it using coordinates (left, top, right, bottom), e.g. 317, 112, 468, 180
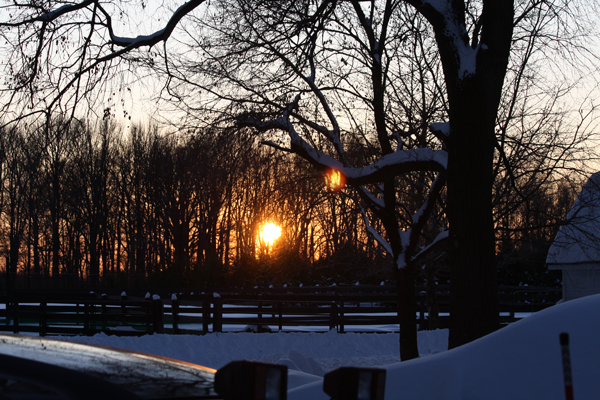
430, 122, 450, 138
405, 0, 478, 80
241, 113, 447, 183
0, 0, 95, 26
1, 0, 205, 49
412, 229, 449, 262
101, 0, 206, 49
360, 207, 393, 256
260, 140, 294, 154
411, 173, 447, 226
344, 149, 447, 184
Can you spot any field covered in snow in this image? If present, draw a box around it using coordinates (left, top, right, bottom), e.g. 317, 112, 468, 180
61, 294, 600, 399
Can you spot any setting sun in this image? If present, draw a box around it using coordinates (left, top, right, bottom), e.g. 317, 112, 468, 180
260, 222, 282, 246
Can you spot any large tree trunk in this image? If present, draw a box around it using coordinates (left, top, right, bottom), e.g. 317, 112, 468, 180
445, 61, 504, 347
436, 0, 513, 348
446, 99, 499, 347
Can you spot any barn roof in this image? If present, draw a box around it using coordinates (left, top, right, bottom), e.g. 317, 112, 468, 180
547, 172, 600, 266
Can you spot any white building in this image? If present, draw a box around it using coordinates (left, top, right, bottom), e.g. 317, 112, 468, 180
547, 172, 600, 301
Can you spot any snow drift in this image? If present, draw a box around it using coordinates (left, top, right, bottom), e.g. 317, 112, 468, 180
289, 294, 600, 400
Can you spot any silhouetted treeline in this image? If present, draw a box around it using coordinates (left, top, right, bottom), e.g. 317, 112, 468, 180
0, 119, 393, 290
0, 119, 577, 291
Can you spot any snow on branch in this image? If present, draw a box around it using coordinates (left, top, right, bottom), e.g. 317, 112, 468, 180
1, 0, 207, 89
425, 0, 477, 78
0, 0, 95, 26
412, 229, 449, 262
396, 229, 412, 269
360, 207, 393, 256
260, 140, 294, 153
430, 122, 450, 145
430, 122, 450, 136
411, 172, 446, 226
407, 0, 478, 79
344, 149, 447, 184
40, 1, 94, 22
359, 187, 385, 210
287, 124, 447, 183
241, 113, 447, 184
101, 0, 206, 49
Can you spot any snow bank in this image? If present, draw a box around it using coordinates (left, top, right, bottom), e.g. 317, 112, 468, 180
66, 329, 447, 371
289, 294, 600, 400
63, 328, 447, 391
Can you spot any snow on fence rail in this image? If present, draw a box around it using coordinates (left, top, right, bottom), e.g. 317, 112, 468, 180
0, 286, 561, 337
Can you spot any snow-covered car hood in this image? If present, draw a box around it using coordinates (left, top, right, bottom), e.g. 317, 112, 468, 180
0, 333, 218, 399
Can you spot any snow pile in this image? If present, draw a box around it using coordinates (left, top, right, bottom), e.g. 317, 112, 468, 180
260, 350, 324, 376
289, 294, 600, 400
65, 329, 447, 373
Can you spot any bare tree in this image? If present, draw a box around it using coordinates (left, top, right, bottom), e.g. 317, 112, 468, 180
163, 0, 598, 353
175, 0, 448, 359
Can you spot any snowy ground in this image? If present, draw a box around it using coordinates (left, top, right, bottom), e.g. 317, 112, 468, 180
60, 294, 600, 399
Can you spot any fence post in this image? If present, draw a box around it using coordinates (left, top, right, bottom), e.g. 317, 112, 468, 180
329, 301, 338, 331
152, 295, 164, 334
101, 294, 108, 332
213, 295, 223, 333
3, 300, 9, 329
89, 292, 97, 333
419, 302, 426, 331
144, 293, 152, 332
257, 301, 263, 333
84, 303, 90, 335
85, 300, 99, 335
509, 290, 516, 320
39, 302, 47, 337
202, 299, 210, 334
11, 301, 19, 334
339, 298, 345, 334
171, 295, 180, 334
278, 302, 283, 332
121, 292, 128, 315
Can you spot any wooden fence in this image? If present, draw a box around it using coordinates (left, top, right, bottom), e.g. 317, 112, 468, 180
0, 285, 561, 337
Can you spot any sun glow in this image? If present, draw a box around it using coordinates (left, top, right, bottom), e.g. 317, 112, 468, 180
260, 222, 282, 246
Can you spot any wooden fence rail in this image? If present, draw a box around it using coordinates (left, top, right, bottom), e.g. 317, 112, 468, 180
0, 286, 561, 337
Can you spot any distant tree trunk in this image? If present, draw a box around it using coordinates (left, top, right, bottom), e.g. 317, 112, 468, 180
7, 225, 20, 291
135, 207, 146, 284
171, 204, 191, 286
425, 265, 439, 330
102, 226, 111, 279
222, 202, 232, 267
50, 164, 61, 282
31, 212, 41, 286
396, 264, 419, 360
89, 224, 100, 288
